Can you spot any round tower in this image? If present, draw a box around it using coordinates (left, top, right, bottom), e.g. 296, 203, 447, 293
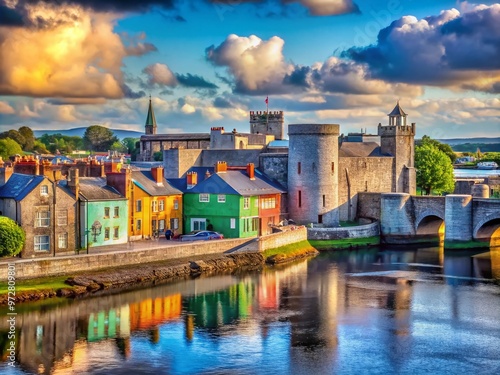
288, 124, 339, 226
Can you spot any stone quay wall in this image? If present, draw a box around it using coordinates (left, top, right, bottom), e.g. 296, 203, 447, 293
307, 221, 380, 240
1, 238, 252, 280
258, 226, 308, 251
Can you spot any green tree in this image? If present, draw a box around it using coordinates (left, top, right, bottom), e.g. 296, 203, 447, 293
415, 144, 455, 195
0, 216, 25, 257
0, 138, 23, 159
419, 135, 457, 163
122, 137, 139, 154
0, 130, 25, 149
153, 151, 163, 161
110, 140, 127, 153
18, 126, 35, 151
83, 125, 118, 152
33, 139, 50, 154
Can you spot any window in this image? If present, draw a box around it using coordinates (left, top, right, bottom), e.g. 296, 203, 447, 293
136, 220, 142, 231
243, 197, 250, 209
159, 200, 164, 211
261, 198, 276, 209
255, 198, 259, 208
171, 218, 179, 230
35, 211, 50, 227
159, 220, 165, 231
174, 199, 179, 210
218, 194, 226, 203
104, 207, 110, 218
152, 200, 158, 212
57, 210, 67, 226
230, 218, 236, 229
331, 162, 335, 174
136, 200, 142, 212
114, 206, 119, 217
252, 218, 259, 232
318, 215, 323, 224
113, 227, 119, 239
191, 219, 206, 231
58, 233, 68, 249
34, 235, 50, 251
199, 194, 209, 202
40, 185, 49, 196
104, 227, 110, 240
323, 195, 326, 208
298, 190, 302, 208
298, 162, 301, 175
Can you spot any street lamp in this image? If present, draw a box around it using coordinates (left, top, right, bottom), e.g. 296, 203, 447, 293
91, 220, 102, 242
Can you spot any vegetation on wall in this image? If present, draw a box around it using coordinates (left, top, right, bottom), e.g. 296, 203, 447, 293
0, 216, 26, 257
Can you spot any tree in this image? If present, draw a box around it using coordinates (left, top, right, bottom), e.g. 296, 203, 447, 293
419, 135, 457, 163
33, 139, 50, 154
18, 126, 35, 151
415, 144, 455, 195
0, 216, 25, 257
83, 125, 118, 152
0, 130, 25, 149
0, 138, 23, 160
122, 137, 139, 154
110, 140, 127, 153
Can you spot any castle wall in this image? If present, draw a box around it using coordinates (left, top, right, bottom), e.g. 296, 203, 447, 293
259, 153, 288, 189
338, 156, 394, 222
163, 149, 203, 179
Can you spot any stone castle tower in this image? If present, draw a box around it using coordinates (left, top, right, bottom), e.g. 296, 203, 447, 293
287, 124, 340, 226
378, 102, 416, 194
249, 111, 284, 140
145, 96, 157, 135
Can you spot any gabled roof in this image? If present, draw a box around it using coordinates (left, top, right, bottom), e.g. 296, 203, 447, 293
388, 101, 407, 116
77, 177, 126, 201
132, 170, 182, 196
339, 142, 386, 157
0, 173, 45, 201
145, 97, 157, 128
187, 170, 284, 196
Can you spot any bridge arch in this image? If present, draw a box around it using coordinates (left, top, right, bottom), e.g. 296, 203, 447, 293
415, 210, 445, 238
473, 214, 500, 247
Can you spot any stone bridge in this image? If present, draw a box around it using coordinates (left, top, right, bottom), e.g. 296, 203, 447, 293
357, 193, 500, 247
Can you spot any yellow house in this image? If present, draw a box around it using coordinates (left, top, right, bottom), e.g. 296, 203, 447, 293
129, 167, 183, 240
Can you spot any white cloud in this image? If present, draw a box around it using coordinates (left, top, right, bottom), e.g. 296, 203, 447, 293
143, 63, 178, 87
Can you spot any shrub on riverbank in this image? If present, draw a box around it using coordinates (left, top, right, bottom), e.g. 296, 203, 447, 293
0, 216, 25, 257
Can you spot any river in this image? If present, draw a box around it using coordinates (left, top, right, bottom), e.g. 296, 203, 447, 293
454, 168, 499, 178
1, 245, 500, 375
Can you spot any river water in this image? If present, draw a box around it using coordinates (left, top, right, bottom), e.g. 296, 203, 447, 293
1, 245, 500, 375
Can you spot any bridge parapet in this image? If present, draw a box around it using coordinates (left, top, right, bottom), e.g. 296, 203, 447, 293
445, 195, 473, 242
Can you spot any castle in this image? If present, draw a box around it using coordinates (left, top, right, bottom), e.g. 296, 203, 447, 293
144, 99, 416, 225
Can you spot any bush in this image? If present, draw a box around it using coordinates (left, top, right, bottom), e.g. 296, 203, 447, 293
0, 216, 25, 257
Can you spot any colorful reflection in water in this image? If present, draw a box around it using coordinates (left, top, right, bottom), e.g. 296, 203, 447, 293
1, 245, 499, 375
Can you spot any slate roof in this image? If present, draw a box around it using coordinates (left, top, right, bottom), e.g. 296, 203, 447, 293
187, 169, 284, 196
0, 173, 44, 201
77, 177, 126, 201
388, 101, 407, 116
132, 170, 182, 196
145, 98, 157, 127
339, 142, 387, 157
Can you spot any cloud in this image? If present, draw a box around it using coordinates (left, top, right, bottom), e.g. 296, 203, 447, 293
344, 5, 500, 93
0, 101, 15, 114
282, 0, 359, 16
0, 2, 157, 99
143, 63, 219, 91
176, 74, 218, 89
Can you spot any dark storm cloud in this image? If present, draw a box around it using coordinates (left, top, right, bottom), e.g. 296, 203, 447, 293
213, 97, 232, 108
122, 84, 146, 99
343, 5, 500, 91
175, 74, 219, 89
283, 66, 311, 87
0, 4, 24, 26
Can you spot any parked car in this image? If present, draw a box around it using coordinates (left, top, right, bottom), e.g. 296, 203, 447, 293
180, 231, 224, 241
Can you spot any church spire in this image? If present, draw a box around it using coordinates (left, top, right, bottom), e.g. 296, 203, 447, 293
145, 95, 157, 135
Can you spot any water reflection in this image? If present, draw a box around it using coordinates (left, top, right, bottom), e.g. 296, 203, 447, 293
1, 246, 499, 375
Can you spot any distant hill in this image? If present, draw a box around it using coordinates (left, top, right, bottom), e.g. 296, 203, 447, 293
33, 127, 143, 139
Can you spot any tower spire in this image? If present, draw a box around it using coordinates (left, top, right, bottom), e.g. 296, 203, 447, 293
145, 96, 157, 135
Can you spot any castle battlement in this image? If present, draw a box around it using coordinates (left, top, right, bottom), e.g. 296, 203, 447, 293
378, 123, 416, 137
249, 111, 284, 120
210, 127, 225, 132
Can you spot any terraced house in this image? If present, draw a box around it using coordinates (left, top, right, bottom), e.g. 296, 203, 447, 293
172, 162, 284, 238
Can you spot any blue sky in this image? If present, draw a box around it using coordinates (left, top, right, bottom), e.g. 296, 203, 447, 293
0, 0, 499, 139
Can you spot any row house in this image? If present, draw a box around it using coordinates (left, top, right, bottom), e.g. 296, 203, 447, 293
0, 166, 76, 257
170, 162, 284, 238
106, 166, 183, 240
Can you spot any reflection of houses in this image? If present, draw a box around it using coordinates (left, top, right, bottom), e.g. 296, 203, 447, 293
129, 294, 182, 330
0, 167, 76, 257
170, 162, 284, 237
62, 169, 128, 248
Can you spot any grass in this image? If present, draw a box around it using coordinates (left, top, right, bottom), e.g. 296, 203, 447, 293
263, 240, 318, 264
0, 275, 71, 296
309, 236, 380, 250
444, 240, 491, 250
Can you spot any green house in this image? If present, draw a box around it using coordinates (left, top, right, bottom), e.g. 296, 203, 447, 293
178, 166, 283, 238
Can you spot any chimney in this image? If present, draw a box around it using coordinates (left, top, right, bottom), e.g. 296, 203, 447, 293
0, 166, 13, 187
246, 163, 255, 180
0, 157, 4, 167
215, 161, 227, 174
187, 172, 198, 189
151, 166, 164, 184
106, 168, 131, 198
68, 168, 79, 198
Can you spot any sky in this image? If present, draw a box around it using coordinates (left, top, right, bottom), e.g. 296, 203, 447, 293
0, 0, 499, 139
